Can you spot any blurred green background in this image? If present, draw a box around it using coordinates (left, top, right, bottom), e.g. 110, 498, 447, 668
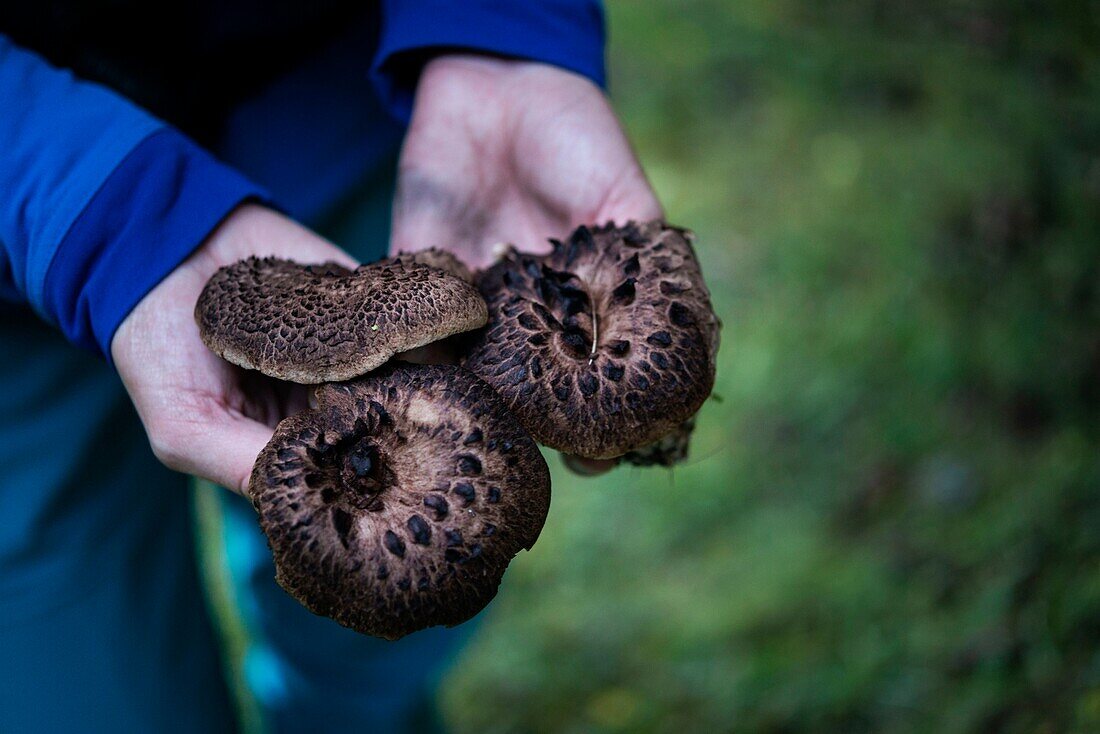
435, 2, 1100, 732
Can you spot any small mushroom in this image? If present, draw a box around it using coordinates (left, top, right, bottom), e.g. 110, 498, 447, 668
249, 363, 551, 640
195, 254, 487, 383
462, 221, 720, 460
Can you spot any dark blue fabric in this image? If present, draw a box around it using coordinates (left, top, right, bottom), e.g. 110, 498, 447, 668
216, 18, 407, 223
42, 128, 265, 358
0, 35, 162, 308
1, 1, 606, 360
373, 0, 607, 121
0, 314, 235, 733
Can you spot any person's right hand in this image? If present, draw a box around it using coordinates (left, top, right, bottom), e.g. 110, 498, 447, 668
111, 203, 357, 496
391, 56, 663, 477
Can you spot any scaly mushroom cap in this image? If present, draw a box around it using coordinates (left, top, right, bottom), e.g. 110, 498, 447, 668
463, 221, 720, 459
401, 247, 476, 284
195, 255, 487, 383
249, 363, 551, 640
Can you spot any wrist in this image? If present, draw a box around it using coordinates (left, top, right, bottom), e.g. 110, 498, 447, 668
417, 53, 604, 108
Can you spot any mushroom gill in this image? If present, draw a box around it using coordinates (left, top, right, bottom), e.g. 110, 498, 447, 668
249, 363, 551, 640
461, 221, 721, 461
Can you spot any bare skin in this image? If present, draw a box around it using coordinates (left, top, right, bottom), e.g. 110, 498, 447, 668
112, 56, 662, 494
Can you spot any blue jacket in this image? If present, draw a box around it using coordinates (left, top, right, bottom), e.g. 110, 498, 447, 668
0, 0, 605, 359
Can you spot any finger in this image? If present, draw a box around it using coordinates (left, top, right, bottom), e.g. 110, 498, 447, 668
199, 203, 360, 270
561, 453, 618, 477
590, 167, 665, 225
152, 414, 274, 497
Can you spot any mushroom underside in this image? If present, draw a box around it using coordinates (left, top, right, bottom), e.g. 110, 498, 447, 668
622, 416, 697, 467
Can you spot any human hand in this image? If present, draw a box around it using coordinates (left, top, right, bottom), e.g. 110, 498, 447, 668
111, 204, 357, 495
391, 55, 662, 266
390, 55, 663, 475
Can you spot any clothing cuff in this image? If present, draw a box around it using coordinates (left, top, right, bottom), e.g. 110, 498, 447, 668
371, 0, 606, 122
42, 128, 268, 360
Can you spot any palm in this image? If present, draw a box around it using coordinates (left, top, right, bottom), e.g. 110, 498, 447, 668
390, 56, 662, 265
390, 57, 661, 475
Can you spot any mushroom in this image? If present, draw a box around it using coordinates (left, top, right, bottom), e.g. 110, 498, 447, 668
461, 220, 720, 461
195, 254, 487, 383
400, 247, 476, 284
249, 362, 551, 640
621, 417, 696, 467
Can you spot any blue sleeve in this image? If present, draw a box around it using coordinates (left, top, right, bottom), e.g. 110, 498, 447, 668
371, 0, 607, 121
0, 36, 266, 360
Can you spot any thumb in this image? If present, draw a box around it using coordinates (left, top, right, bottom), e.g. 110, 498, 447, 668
148, 411, 274, 497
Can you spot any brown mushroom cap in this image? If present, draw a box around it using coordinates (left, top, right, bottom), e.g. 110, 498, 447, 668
195, 255, 487, 383
401, 247, 476, 284
249, 363, 551, 640
462, 221, 720, 460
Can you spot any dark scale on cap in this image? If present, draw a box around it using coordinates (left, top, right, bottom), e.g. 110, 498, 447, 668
602, 362, 625, 382
332, 507, 353, 547
195, 254, 488, 384
384, 530, 406, 558
423, 494, 449, 519
608, 340, 631, 357
452, 482, 476, 505
348, 444, 377, 478
669, 301, 694, 327
407, 515, 432, 545
457, 454, 483, 475
647, 331, 673, 348
248, 363, 551, 640
462, 220, 720, 460
660, 280, 690, 296
611, 278, 637, 305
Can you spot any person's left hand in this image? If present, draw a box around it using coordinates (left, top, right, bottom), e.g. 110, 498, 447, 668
389, 55, 663, 475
